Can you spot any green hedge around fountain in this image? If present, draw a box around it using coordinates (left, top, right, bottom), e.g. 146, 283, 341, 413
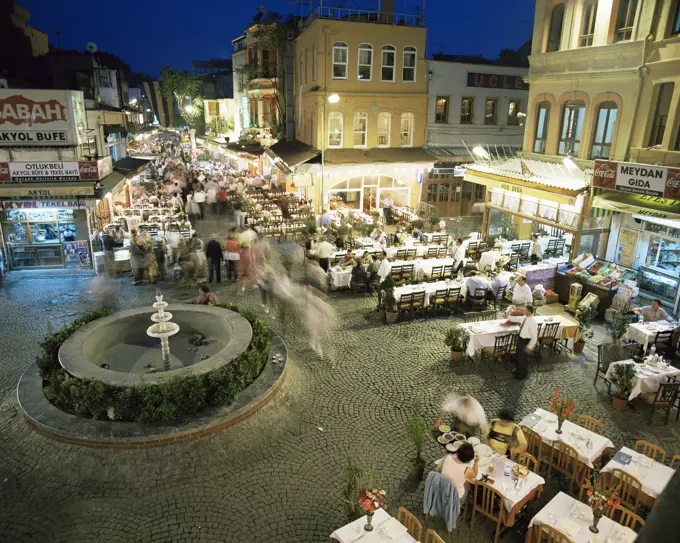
38, 303, 271, 424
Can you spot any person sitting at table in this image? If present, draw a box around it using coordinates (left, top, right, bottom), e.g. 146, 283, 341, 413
359, 251, 373, 270
530, 234, 542, 264
340, 250, 357, 269
464, 271, 487, 302
305, 234, 318, 255
439, 442, 479, 505
511, 275, 533, 306
486, 273, 509, 303
634, 299, 671, 322
412, 228, 426, 243
350, 259, 365, 286
483, 409, 527, 458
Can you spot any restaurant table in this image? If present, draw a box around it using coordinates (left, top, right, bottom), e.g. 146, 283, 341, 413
600, 446, 674, 508
393, 280, 454, 307
385, 245, 446, 259
329, 266, 353, 289
479, 251, 504, 272
527, 492, 637, 543
460, 315, 579, 358
388, 258, 455, 281
519, 408, 614, 469
330, 508, 416, 543
624, 320, 676, 351
604, 359, 680, 400
518, 259, 566, 290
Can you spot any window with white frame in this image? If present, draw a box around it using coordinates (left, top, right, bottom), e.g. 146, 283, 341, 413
312, 43, 317, 81
400, 113, 414, 146
591, 102, 618, 159
580, 0, 598, 47
507, 99, 520, 126
402, 46, 416, 82
358, 44, 373, 80
547, 3, 565, 52
460, 97, 474, 124
328, 112, 343, 147
353, 112, 368, 147
558, 102, 586, 156
615, 0, 638, 42
485, 99, 498, 125
332, 42, 348, 79
381, 45, 395, 82
435, 96, 449, 123
377, 112, 391, 147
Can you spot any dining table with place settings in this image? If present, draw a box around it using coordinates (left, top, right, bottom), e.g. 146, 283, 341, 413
479, 250, 505, 272
624, 320, 677, 352
385, 245, 447, 259
600, 446, 675, 508
604, 358, 680, 401
527, 492, 638, 543
393, 280, 457, 307
330, 507, 416, 543
519, 408, 614, 469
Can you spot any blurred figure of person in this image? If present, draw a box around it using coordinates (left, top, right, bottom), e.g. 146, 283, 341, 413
413, 228, 426, 243
193, 188, 206, 219
156, 238, 168, 281
453, 238, 465, 273
377, 250, 391, 283
315, 237, 336, 272
217, 186, 228, 214
170, 192, 183, 211
224, 230, 241, 281
305, 234, 319, 256
530, 234, 542, 264
129, 230, 144, 285
483, 409, 527, 458
304, 259, 329, 295
233, 202, 245, 229
185, 193, 199, 220
189, 234, 208, 281
378, 230, 388, 251
197, 284, 217, 305
511, 275, 533, 307
139, 231, 157, 284
436, 394, 488, 437
382, 192, 394, 225
205, 238, 223, 283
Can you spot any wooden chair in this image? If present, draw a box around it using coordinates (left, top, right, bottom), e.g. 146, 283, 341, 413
430, 288, 449, 317
480, 309, 497, 321
634, 440, 667, 464
505, 254, 519, 271
555, 238, 566, 257
411, 290, 426, 319
520, 242, 531, 263
402, 264, 415, 283
608, 468, 643, 512
482, 333, 514, 364
396, 248, 408, 260
521, 425, 548, 472
464, 311, 483, 323
608, 505, 645, 531
653, 329, 673, 354
469, 288, 487, 311
406, 248, 417, 261
426, 247, 439, 258
538, 322, 560, 356
548, 441, 580, 493
390, 265, 404, 285
471, 482, 504, 543
670, 454, 680, 468
594, 343, 615, 394
488, 285, 506, 311
397, 293, 414, 319
397, 507, 422, 542
545, 239, 557, 258
622, 341, 644, 359
641, 380, 680, 425
424, 529, 445, 543
446, 286, 461, 313
426, 265, 443, 282
514, 451, 539, 473
530, 523, 574, 543
576, 415, 605, 435
442, 264, 454, 278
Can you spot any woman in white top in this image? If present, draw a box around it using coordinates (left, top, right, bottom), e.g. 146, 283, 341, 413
440, 442, 479, 503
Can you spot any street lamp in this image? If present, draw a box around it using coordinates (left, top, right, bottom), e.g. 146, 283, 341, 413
328, 93, 340, 104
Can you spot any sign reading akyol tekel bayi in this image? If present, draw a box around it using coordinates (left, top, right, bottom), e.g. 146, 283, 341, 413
0, 89, 87, 146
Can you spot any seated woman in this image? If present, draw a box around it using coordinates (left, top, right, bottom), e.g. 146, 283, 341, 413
340, 250, 357, 268
440, 443, 479, 505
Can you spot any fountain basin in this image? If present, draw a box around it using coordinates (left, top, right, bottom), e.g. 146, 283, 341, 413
59, 305, 252, 388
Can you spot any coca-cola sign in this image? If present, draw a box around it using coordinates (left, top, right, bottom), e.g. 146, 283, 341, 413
593, 159, 680, 199
0, 157, 113, 182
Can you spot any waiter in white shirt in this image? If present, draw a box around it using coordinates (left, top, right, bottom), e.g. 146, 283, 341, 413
514, 305, 538, 379
453, 238, 466, 273
377, 250, 391, 283
530, 234, 542, 264
315, 238, 335, 272
382, 193, 394, 225
511, 275, 533, 306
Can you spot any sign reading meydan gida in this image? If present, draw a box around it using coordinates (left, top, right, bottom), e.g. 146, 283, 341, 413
594, 159, 680, 200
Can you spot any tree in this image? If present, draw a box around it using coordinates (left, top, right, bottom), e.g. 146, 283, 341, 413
160, 66, 204, 149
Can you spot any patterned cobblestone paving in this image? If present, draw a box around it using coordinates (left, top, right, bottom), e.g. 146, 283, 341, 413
0, 213, 678, 542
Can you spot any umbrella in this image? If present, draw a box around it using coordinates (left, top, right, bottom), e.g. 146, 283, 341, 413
441, 394, 488, 429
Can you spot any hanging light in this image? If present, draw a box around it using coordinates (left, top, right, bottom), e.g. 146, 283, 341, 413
472, 146, 490, 159
328, 93, 340, 103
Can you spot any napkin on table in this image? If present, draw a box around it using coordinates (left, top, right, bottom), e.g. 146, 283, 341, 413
555, 517, 582, 539
379, 517, 408, 540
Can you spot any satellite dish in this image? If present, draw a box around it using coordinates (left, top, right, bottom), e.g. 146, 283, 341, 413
86, 42, 97, 53
259, 4, 266, 13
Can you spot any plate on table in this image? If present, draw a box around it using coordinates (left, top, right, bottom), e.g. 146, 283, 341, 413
474, 443, 492, 457
467, 437, 480, 446
438, 435, 452, 445
446, 442, 459, 453
438, 424, 451, 433
454, 433, 466, 441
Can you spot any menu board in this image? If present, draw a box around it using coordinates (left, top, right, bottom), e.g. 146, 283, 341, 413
617, 228, 639, 268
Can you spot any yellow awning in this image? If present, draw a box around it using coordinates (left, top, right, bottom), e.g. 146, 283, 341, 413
593, 190, 680, 220
0, 182, 95, 198
464, 171, 580, 205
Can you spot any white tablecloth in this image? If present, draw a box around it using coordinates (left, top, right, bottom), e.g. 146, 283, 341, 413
386, 245, 446, 259
601, 446, 675, 500
331, 508, 416, 543
394, 280, 455, 306
330, 267, 353, 289
624, 321, 675, 351
388, 258, 454, 281
354, 237, 381, 250
479, 251, 504, 271
529, 492, 637, 543
605, 359, 680, 400
520, 409, 614, 469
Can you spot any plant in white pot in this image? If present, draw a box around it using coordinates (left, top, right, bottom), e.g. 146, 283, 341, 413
444, 324, 466, 362
609, 362, 635, 411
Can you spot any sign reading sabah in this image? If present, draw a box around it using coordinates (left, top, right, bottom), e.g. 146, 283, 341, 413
593, 159, 680, 200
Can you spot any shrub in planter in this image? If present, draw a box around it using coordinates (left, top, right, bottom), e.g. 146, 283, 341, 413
428, 215, 441, 232
405, 416, 429, 479
444, 324, 466, 361
412, 219, 425, 231
574, 304, 597, 354
380, 276, 398, 324
607, 305, 633, 343
610, 362, 635, 411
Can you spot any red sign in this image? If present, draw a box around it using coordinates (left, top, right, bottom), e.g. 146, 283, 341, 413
0, 162, 8, 182
593, 159, 680, 200
0, 95, 67, 125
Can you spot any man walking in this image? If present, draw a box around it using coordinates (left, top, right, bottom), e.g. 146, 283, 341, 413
514, 305, 537, 380
205, 238, 223, 283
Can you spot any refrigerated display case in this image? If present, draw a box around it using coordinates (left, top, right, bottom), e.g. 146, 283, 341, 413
637, 265, 680, 315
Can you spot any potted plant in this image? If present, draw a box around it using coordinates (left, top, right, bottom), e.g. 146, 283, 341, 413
444, 324, 466, 362
381, 276, 398, 324
609, 362, 635, 411
305, 216, 317, 235
428, 214, 441, 232
574, 303, 597, 354
412, 219, 425, 231
405, 416, 429, 479
607, 305, 633, 343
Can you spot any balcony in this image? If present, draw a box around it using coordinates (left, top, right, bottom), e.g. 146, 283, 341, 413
304, 6, 424, 29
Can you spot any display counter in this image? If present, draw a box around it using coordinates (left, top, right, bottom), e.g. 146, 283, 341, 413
7, 243, 63, 269
637, 265, 680, 315
555, 272, 616, 319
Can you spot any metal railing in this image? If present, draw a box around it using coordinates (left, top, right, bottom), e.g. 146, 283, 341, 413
305, 6, 424, 28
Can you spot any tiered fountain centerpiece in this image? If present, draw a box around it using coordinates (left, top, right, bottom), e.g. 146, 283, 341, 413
146, 291, 180, 370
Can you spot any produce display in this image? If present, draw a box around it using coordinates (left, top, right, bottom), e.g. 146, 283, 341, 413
557, 256, 637, 291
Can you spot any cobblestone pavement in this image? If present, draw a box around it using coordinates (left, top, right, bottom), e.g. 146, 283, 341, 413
0, 212, 678, 543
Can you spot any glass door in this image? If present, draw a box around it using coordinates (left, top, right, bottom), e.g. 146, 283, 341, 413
646, 237, 661, 267
658, 238, 680, 272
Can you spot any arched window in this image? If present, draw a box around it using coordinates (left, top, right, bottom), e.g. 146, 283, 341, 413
580, 0, 598, 47
328, 111, 343, 148
400, 112, 414, 147
402, 46, 416, 82
353, 112, 368, 148
377, 112, 391, 147
547, 3, 565, 52
358, 44, 373, 80
533, 102, 551, 153
332, 42, 348, 79
558, 101, 586, 156
591, 102, 618, 159
381, 45, 396, 82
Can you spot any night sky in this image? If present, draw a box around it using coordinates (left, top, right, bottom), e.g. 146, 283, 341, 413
19, 0, 535, 77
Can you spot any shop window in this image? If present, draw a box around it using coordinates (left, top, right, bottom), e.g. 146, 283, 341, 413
328, 112, 343, 148
460, 97, 474, 124
426, 183, 437, 203
402, 47, 416, 82
454, 184, 462, 202
377, 112, 391, 147
381, 45, 396, 82
547, 3, 565, 52
507, 100, 520, 126
485, 99, 498, 125
435, 96, 449, 123
358, 44, 373, 80
332, 42, 348, 79
400, 113, 414, 147
439, 183, 449, 203
353, 112, 368, 148
615, 0, 638, 42
649, 83, 674, 147
533, 102, 550, 154
558, 102, 586, 156
580, 0, 598, 47
474, 184, 484, 200
591, 102, 618, 159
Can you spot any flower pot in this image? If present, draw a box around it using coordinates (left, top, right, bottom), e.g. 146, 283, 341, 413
386, 310, 399, 324
379, 309, 387, 323
410, 460, 425, 480
612, 394, 628, 411
450, 349, 463, 362
573, 339, 586, 354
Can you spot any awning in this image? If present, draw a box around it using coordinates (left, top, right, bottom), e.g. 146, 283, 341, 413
425, 145, 521, 163
113, 156, 153, 175
99, 171, 127, 194
593, 190, 680, 220
464, 170, 582, 205
324, 147, 435, 165
265, 139, 320, 174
